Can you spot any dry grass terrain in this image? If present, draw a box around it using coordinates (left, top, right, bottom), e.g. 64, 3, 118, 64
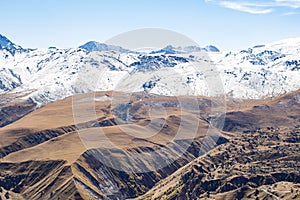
0, 90, 299, 199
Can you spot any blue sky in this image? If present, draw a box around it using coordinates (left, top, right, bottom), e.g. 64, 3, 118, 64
1, 0, 300, 50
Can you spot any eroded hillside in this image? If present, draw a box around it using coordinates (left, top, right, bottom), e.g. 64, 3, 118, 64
0, 90, 299, 199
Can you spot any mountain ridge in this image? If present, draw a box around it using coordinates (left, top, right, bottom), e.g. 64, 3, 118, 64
0, 34, 23, 55
0, 34, 299, 105
78, 41, 134, 53
0, 90, 299, 199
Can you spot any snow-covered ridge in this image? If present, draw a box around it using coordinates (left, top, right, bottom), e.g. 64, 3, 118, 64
0, 35, 299, 104
149, 45, 220, 54
79, 41, 135, 53
79, 41, 220, 54
0, 34, 25, 55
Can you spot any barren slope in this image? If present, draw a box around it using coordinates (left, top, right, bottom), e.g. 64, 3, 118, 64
139, 90, 300, 200
0, 90, 299, 199
0, 91, 227, 199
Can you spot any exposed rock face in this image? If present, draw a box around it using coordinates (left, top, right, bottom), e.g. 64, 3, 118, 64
139, 126, 300, 200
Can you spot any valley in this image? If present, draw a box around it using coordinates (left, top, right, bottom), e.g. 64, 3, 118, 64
0, 34, 299, 199
0, 90, 299, 199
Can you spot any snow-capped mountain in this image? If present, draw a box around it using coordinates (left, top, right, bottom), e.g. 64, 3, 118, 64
79, 41, 133, 53
150, 45, 220, 54
0, 34, 23, 53
0, 35, 299, 104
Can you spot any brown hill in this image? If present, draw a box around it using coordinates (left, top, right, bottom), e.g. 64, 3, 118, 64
139, 90, 300, 200
0, 90, 299, 199
0, 92, 227, 199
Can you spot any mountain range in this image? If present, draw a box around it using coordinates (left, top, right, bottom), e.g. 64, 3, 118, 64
0, 34, 300, 200
0, 34, 299, 106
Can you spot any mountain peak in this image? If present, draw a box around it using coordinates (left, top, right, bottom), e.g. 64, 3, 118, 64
150, 45, 220, 54
79, 41, 133, 53
203, 45, 220, 52
0, 34, 22, 51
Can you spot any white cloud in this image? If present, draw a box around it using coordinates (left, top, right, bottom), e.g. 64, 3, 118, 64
276, 0, 300, 8
219, 1, 273, 14
282, 11, 300, 15
206, 0, 300, 14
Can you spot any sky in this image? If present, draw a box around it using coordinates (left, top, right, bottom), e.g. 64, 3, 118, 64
1, 0, 300, 51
